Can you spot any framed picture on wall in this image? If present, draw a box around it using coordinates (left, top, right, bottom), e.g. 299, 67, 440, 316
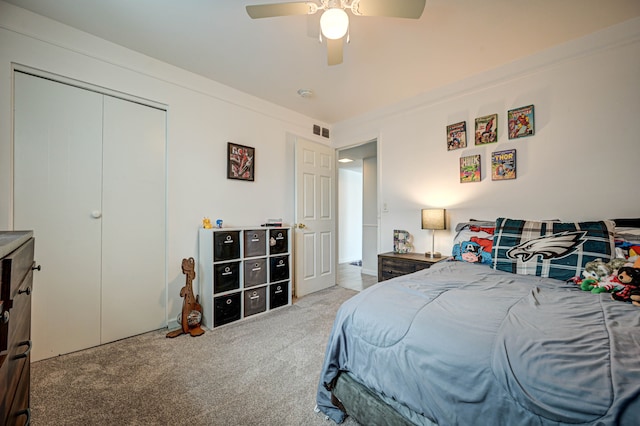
508, 105, 535, 139
227, 142, 255, 181
446, 121, 467, 151
491, 149, 516, 180
475, 114, 498, 145
460, 154, 481, 183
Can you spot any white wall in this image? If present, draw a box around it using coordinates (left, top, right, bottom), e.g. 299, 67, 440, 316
361, 156, 378, 276
332, 17, 640, 257
0, 2, 331, 323
338, 167, 362, 264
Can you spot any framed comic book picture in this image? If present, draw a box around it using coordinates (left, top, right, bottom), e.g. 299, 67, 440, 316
491, 149, 516, 180
475, 113, 498, 145
446, 121, 467, 151
460, 154, 481, 183
227, 142, 255, 181
508, 105, 535, 139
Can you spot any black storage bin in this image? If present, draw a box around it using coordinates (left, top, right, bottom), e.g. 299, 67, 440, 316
269, 255, 290, 282
244, 258, 267, 288
214, 231, 241, 261
214, 292, 241, 327
214, 261, 240, 293
244, 287, 267, 317
244, 229, 267, 258
269, 228, 289, 255
269, 281, 289, 309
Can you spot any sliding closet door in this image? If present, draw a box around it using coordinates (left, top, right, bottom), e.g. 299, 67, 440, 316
14, 72, 103, 361
101, 96, 166, 343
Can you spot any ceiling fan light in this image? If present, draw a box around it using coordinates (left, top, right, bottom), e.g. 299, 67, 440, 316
320, 8, 349, 40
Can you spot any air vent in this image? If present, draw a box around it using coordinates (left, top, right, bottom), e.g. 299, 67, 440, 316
322, 127, 330, 138
313, 124, 321, 135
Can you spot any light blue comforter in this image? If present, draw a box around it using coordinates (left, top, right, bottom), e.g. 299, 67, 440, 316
316, 261, 640, 425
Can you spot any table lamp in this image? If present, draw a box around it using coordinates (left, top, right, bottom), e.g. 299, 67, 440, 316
421, 208, 446, 258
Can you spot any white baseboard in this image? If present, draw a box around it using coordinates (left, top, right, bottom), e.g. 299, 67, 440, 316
362, 268, 376, 276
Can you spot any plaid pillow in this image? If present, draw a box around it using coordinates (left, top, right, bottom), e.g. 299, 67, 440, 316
492, 218, 615, 281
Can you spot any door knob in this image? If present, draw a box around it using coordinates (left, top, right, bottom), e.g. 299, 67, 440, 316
91, 210, 102, 219
297, 223, 307, 229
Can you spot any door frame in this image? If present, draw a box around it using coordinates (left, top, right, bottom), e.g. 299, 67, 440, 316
335, 138, 380, 276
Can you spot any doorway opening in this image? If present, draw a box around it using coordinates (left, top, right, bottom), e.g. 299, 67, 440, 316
337, 139, 378, 291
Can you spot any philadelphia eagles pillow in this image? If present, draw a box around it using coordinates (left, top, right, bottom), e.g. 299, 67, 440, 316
492, 218, 616, 281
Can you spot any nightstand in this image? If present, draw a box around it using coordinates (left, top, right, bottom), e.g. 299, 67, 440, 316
377, 252, 447, 282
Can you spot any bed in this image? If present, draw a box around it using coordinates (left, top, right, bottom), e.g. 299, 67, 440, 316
316, 218, 640, 425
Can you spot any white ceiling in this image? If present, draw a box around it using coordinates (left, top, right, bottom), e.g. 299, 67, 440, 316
5, 0, 640, 124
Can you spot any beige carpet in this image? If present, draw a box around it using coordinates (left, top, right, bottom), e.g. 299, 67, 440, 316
30, 285, 360, 425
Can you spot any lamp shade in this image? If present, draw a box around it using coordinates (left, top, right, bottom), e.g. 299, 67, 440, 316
320, 8, 349, 39
421, 209, 446, 230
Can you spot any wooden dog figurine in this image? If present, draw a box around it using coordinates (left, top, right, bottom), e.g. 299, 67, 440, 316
166, 257, 205, 338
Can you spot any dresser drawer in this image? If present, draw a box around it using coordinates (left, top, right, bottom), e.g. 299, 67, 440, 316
1, 238, 34, 303
378, 252, 443, 282
0, 269, 32, 424
5, 352, 29, 426
380, 258, 426, 279
0, 233, 34, 426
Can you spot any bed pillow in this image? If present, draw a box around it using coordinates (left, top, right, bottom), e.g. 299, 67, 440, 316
492, 218, 615, 281
452, 221, 495, 265
612, 220, 640, 259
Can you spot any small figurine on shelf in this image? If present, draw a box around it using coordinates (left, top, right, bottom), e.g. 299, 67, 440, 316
166, 257, 205, 338
216, 219, 223, 228
202, 217, 213, 229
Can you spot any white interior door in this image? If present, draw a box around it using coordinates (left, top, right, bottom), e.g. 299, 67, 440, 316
101, 96, 166, 343
294, 138, 336, 297
14, 72, 103, 361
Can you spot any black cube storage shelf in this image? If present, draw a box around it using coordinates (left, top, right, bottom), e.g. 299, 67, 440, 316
199, 227, 292, 330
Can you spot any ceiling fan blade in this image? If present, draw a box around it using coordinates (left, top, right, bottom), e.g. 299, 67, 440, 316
354, 0, 426, 19
327, 38, 343, 66
246, 2, 317, 19
306, 13, 321, 38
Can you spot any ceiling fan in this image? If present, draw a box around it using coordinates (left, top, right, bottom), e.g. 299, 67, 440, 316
246, 0, 426, 65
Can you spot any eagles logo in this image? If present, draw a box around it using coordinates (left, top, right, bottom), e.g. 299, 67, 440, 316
506, 231, 587, 261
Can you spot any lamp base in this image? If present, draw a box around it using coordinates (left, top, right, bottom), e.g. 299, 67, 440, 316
425, 251, 441, 259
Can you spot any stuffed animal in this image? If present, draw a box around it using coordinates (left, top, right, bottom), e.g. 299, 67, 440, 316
580, 273, 625, 294
607, 257, 628, 272
611, 266, 640, 306
582, 258, 613, 281
575, 258, 627, 293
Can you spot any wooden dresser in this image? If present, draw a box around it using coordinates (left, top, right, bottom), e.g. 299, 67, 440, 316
0, 231, 36, 426
378, 252, 446, 282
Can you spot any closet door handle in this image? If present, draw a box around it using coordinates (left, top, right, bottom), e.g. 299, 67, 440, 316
91, 210, 102, 219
